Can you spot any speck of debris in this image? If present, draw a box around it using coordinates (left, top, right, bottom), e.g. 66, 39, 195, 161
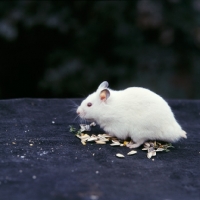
32, 175, 36, 179
90, 195, 99, 200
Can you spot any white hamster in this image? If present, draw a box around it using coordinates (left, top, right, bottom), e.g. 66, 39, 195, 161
76, 81, 187, 148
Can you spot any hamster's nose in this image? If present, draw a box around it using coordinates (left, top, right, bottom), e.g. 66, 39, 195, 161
76, 108, 80, 115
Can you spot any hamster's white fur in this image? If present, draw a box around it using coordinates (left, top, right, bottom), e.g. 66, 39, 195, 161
76, 81, 187, 148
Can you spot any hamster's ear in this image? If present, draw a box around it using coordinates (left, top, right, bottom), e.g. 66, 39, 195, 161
100, 89, 110, 102
98, 81, 109, 90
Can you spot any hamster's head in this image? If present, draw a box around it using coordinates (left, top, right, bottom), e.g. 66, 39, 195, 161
76, 81, 110, 122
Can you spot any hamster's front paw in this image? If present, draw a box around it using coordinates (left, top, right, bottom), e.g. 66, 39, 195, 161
126, 140, 144, 148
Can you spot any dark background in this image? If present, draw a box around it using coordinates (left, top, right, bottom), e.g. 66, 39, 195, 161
0, 0, 200, 99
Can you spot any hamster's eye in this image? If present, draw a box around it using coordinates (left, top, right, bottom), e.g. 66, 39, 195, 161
87, 102, 92, 107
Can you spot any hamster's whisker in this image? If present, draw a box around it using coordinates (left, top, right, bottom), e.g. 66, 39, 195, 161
81, 118, 85, 125
67, 108, 77, 114
73, 115, 80, 123
66, 101, 79, 112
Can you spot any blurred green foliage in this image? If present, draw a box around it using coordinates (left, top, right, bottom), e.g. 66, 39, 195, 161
0, 0, 200, 99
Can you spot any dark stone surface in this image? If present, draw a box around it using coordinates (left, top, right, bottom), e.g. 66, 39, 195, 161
0, 99, 199, 200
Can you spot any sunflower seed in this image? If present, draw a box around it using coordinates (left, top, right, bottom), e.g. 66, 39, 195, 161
95, 141, 106, 144
149, 142, 154, 147
102, 134, 112, 138
110, 142, 121, 146
127, 150, 137, 155
116, 153, 125, 158
98, 136, 109, 142
87, 137, 98, 142
81, 140, 86, 145
91, 134, 97, 137
90, 122, 96, 126
152, 151, 156, 156
147, 152, 153, 159
100, 138, 109, 142
144, 142, 150, 147
80, 124, 91, 132
148, 147, 155, 153
147, 150, 156, 159
76, 134, 82, 139
156, 148, 165, 152
79, 134, 90, 140
112, 139, 120, 143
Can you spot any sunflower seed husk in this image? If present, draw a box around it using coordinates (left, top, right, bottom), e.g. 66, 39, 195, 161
142, 148, 149, 151
76, 134, 82, 139
110, 142, 121, 146
102, 134, 112, 138
87, 137, 98, 142
144, 142, 150, 147
100, 138, 110, 142
80, 124, 91, 132
97, 134, 102, 137
80, 127, 90, 132
81, 140, 86, 145
98, 136, 109, 142
149, 142, 154, 147
156, 148, 165, 152
147, 151, 153, 159
147, 150, 156, 159
79, 134, 90, 140
152, 151, 156, 156
116, 153, 125, 158
95, 141, 106, 144
112, 139, 120, 143
127, 150, 137, 155
148, 147, 155, 153
90, 122, 96, 126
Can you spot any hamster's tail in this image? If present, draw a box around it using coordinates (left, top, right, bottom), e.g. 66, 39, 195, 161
181, 130, 187, 139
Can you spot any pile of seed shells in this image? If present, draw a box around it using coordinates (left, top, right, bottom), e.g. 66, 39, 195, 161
76, 132, 130, 147
142, 141, 174, 159
70, 124, 174, 159
76, 132, 137, 157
